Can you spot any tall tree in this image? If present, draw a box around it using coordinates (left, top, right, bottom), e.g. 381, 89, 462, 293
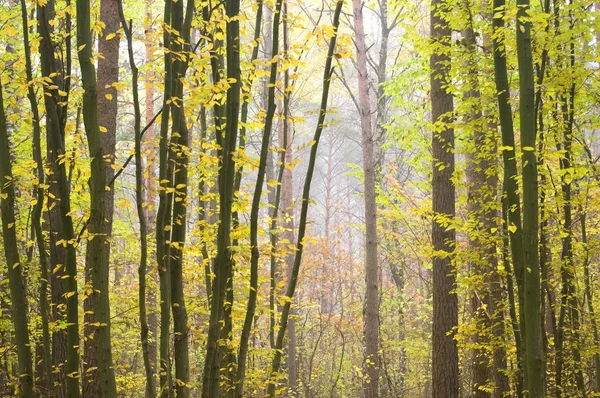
0, 82, 34, 398
37, 1, 79, 394
351, 0, 380, 396
265, 0, 343, 394
462, 10, 509, 395
236, 0, 283, 393
491, 0, 526, 391
118, 0, 156, 395
430, 0, 459, 395
76, 0, 118, 394
19, 0, 52, 389
82, 0, 120, 394
516, 0, 545, 392
167, 0, 194, 395
202, 0, 242, 395
156, 1, 175, 394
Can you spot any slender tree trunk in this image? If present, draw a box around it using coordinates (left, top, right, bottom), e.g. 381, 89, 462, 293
168, 0, 194, 394
20, 0, 52, 390
144, 0, 159, 383
491, 0, 526, 391
0, 82, 34, 398
265, 1, 342, 394
117, 2, 156, 396
236, 0, 282, 393
156, 2, 174, 395
555, 30, 583, 394
516, 0, 544, 391
202, 0, 242, 394
352, 0, 380, 396
430, 0, 458, 395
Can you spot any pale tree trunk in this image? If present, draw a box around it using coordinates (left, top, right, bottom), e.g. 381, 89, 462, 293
430, 0, 459, 395
144, 0, 159, 383
352, 1, 380, 396
281, 9, 298, 384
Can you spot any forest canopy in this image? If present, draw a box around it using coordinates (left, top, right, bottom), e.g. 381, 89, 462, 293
0, 0, 599, 396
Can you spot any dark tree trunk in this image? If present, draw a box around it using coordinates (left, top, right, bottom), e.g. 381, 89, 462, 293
0, 82, 34, 398
82, 0, 119, 394
20, 0, 52, 390
516, 0, 544, 391
202, 0, 242, 395
77, 0, 118, 394
37, 1, 79, 394
430, 0, 459, 395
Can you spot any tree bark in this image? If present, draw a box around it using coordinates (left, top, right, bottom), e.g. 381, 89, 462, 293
352, 0, 380, 396
516, 0, 545, 391
77, 0, 118, 394
37, 2, 79, 394
0, 82, 34, 398
430, 0, 459, 395
82, 0, 119, 394
202, 0, 242, 394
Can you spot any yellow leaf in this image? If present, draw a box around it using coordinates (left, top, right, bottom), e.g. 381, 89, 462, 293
99, 126, 107, 133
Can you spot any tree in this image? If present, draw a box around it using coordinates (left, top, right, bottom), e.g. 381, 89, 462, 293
515, 0, 544, 393
0, 81, 34, 398
37, 1, 79, 394
351, 0, 380, 396
76, 0, 118, 393
83, 0, 120, 394
429, 0, 459, 395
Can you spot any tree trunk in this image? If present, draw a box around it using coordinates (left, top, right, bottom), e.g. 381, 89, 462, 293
202, 0, 242, 394
37, 2, 79, 394
430, 0, 459, 395
265, 1, 343, 394
77, 0, 118, 394
352, 0, 380, 396
82, 0, 119, 394
168, 1, 194, 395
236, 0, 282, 392
156, 1, 174, 395
144, 0, 159, 385
20, 0, 52, 390
516, 0, 545, 391
117, 2, 156, 396
492, 0, 526, 391
0, 82, 34, 398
